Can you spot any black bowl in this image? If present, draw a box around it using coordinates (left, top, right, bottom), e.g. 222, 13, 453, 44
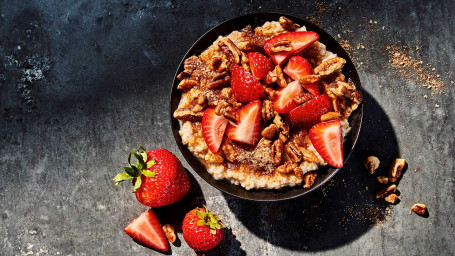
170, 13, 363, 201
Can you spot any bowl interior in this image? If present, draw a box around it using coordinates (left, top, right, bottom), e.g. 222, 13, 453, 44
170, 13, 363, 201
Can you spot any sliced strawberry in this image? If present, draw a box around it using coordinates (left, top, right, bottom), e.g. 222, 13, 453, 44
230, 64, 265, 103
273, 81, 303, 113
283, 56, 320, 96
264, 31, 319, 66
288, 94, 332, 127
226, 100, 261, 145
202, 108, 229, 154
248, 52, 274, 80
309, 119, 344, 168
124, 209, 169, 253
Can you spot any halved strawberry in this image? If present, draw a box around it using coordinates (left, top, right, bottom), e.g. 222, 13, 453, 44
273, 81, 303, 113
202, 108, 229, 154
226, 100, 261, 145
283, 56, 320, 96
230, 64, 265, 103
288, 94, 332, 127
264, 31, 319, 66
309, 119, 344, 168
124, 209, 169, 253
248, 52, 273, 80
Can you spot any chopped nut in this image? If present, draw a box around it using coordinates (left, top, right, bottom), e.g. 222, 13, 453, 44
218, 38, 241, 64
178, 79, 199, 91
273, 115, 289, 135
183, 56, 201, 72
411, 203, 427, 216
264, 87, 278, 100
224, 110, 239, 123
210, 56, 222, 71
314, 57, 346, 76
162, 224, 176, 243
270, 40, 292, 53
299, 75, 320, 84
262, 124, 278, 139
264, 71, 278, 84
276, 162, 297, 174
299, 147, 319, 163
207, 72, 230, 89
278, 132, 289, 143
192, 104, 205, 113
285, 142, 302, 162
293, 92, 314, 105
302, 171, 318, 188
262, 99, 277, 121
364, 156, 380, 174
214, 101, 230, 116
377, 176, 389, 184
173, 108, 204, 121
294, 167, 304, 179
271, 139, 284, 166
385, 193, 398, 204
279, 16, 300, 31
389, 158, 406, 182
273, 65, 287, 87
376, 184, 397, 199
177, 70, 191, 80
335, 73, 345, 82
321, 111, 341, 122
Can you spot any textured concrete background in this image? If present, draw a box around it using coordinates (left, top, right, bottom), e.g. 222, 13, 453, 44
0, 0, 454, 255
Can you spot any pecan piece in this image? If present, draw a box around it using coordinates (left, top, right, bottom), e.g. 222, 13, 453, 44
364, 156, 380, 174
264, 71, 277, 84
285, 142, 302, 162
314, 57, 346, 76
207, 72, 230, 89
262, 99, 277, 121
302, 171, 318, 188
270, 40, 292, 54
264, 87, 278, 99
385, 193, 398, 204
218, 38, 241, 64
276, 162, 297, 174
299, 75, 320, 84
271, 139, 284, 166
300, 147, 319, 163
173, 108, 204, 121
411, 203, 427, 216
377, 176, 389, 184
273, 115, 289, 135
274, 65, 287, 87
162, 224, 176, 243
211, 56, 222, 71
388, 158, 406, 182
183, 56, 201, 71
278, 132, 289, 143
177, 70, 192, 80
376, 184, 397, 199
293, 92, 314, 105
321, 111, 341, 122
279, 16, 300, 31
262, 124, 278, 139
224, 110, 239, 123
178, 79, 199, 91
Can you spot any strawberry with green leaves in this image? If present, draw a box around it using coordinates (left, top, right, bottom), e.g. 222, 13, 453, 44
182, 206, 226, 252
113, 147, 190, 207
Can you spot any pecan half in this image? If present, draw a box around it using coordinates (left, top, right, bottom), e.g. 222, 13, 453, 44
376, 184, 397, 199
314, 57, 346, 76
388, 158, 406, 182
162, 224, 176, 243
321, 111, 341, 122
299, 147, 319, 163
218, 38, 241, 64
364, 156, 380, 174
177, 70, 192, 80
178, 79, 199, 91
274, 65, 287, 87
377, 176, 389, 184
302, 171, 318, 188
262, 124, 278, 139
207, 71, 230, 89
411, 203, 427, 216
210, 56, 222, 71
173, 108, 204, 121
270, 40, 292, 54
262, 99, 277, 121
279, 16, 300, 31
285, 142, 302, 162
271, 139, 284, 166
299, 75, 320, 84
293, 92, 314, 105
385, 193, 398, 204
276, 162, 297, 174
278, 132, 289, 143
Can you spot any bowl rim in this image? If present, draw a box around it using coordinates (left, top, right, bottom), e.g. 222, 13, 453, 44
169, 12, 363, 201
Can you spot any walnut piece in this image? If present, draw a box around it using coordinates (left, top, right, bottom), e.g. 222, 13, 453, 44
262, 124, 278, 139
377, 176, 389, 184
279, 16, 300, 31
273, 115, 289, 135
268, 65, 287, 87
293, 92, 314, 105
270, 40, 292, 54
264, 87, 278, 99
385, 193, 398, 204
364, 156, 380, 174
271, 139, 284, 166
411, 203, 427, 216
162, 224, 176, 243
218, 38, 241, 64
314, 57, 346, 76
262, 99, 277, 121
299, 75, 320, 84
376, 184, 397, 199
285, 142, 302, 163
302, 171, 317, 188
388, 158, 406, 182
320, 111, 341, 122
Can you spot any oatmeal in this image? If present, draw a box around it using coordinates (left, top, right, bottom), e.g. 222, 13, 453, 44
174, 17, 361, 190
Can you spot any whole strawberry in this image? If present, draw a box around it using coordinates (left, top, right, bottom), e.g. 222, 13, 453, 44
113, 147, 190, 207
182, 206, 226, 251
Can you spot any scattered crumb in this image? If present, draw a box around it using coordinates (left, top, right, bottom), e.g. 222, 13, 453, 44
435, 104, 439, 108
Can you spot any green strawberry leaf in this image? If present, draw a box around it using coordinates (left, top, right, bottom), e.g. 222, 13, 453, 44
137, 162, 142, 171
142, 170, 156, 178
133, 175, 142, 192
147, 158, 156, 169
112, 172, 133, 185
131, 165, 140, 176
134, 152, 146, 167
140, 151, 148, 163
124, 166, 136, 177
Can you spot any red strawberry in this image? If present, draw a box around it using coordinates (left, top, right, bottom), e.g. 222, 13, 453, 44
226, 100, 262, 145
124, 209, 169, 253
273, 81, 303, 113
202, 108, 229, 154
247, 52, 273, 80
283, 56, 320, 96
264, 31, 319, 66
288, 94, 332, 127
182, 206, 226, 252
309, 119, 344, 168
230, 64, 265, 103
113, 147, 190, 207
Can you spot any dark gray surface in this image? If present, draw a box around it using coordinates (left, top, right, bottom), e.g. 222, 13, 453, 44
0, 0, 453, 255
